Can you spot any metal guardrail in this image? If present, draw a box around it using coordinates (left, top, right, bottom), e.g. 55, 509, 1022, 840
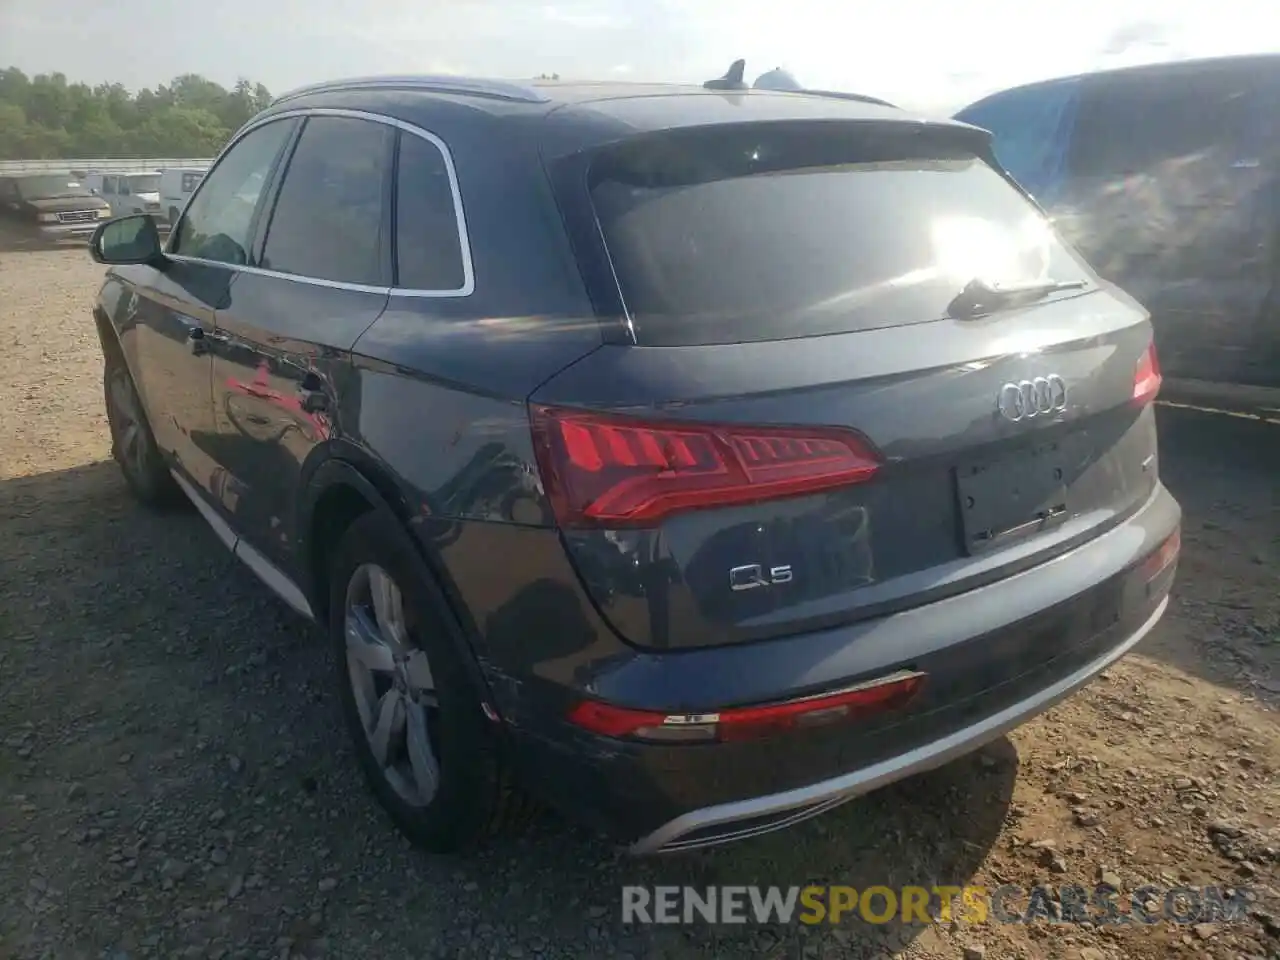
0, 158, 214, 175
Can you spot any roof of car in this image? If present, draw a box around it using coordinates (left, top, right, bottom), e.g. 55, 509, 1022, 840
962, 52, 1280, 107
269, 74, 926, 122
274, 74, 897, 105
262, 74, 969, 159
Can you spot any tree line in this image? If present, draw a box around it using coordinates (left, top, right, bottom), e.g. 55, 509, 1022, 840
0, 68, 273, 160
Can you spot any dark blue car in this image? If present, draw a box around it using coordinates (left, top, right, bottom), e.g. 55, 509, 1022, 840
956, 54, 1280, 414
87, 74, 1180, 854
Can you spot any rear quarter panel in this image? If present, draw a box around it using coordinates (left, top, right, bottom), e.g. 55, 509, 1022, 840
337, 97, 604, 660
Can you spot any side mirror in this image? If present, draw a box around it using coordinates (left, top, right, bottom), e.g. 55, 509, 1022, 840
89, 214, 165, 266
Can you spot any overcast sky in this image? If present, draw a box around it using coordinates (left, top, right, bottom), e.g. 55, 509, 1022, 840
1, 0, 1278, 114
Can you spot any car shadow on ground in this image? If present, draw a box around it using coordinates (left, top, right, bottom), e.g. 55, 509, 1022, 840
0, 459, 1017, 957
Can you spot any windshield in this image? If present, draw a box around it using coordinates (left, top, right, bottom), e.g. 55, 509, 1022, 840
589, 123, 1094, 347
14, 176, 90, 200
125, 174, 161, 193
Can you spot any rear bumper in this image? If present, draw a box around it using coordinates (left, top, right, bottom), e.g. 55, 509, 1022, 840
631, 594, 1167, 854
499, 482, 1180, 852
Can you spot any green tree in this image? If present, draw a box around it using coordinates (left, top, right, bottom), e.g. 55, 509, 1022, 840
0, 68, 273, 159
0, 102, 29, 157
130, 107, 229, 157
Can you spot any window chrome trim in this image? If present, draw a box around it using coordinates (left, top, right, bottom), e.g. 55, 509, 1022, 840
167, 106, 475, 298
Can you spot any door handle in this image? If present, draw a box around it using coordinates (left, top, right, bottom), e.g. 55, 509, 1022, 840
297, 374, 329, 414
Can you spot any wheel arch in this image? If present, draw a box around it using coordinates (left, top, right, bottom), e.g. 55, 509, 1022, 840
93, 303, 125, 364
297, 452, 498, 708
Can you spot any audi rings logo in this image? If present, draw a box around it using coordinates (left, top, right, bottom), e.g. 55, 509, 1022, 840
997, 375, 1067, 422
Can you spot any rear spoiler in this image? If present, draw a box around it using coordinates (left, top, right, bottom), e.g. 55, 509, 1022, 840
802, 89, 897, 109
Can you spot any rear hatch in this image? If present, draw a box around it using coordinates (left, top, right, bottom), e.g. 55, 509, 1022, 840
533, 115, 1162, 651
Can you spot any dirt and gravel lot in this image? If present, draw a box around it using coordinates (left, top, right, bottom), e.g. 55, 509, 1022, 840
1, 242, 1277, 960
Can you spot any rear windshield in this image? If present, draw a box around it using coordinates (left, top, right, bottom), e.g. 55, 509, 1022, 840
588, 123, 1093, 346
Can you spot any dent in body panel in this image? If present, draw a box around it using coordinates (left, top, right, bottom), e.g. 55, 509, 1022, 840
337, 92, 605, 520
421, 520, 619, 723
207, 273, 387, 576
343, 300, 606, 693
346, 262, 603, 527
323, 100, 605, 694
346, 351, 548, 528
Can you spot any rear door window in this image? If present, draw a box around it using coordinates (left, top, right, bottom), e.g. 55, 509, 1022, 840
260, 115, 394, 287
588, 123, 1093, 346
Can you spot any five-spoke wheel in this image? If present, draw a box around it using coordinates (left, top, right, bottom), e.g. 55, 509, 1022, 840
344, 563, 441, 808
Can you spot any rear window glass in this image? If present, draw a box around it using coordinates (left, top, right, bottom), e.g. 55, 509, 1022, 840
589, 124, 1093, 346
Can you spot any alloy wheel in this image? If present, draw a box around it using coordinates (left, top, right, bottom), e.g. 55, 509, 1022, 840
343, 563, 441, 807
107, 369, 148, 479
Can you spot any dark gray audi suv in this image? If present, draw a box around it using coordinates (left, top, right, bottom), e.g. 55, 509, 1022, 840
87, 72, 1181, 855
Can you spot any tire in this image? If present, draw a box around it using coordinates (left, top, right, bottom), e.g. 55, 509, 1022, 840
103, 355, 180, 507
328, 511, 534, 852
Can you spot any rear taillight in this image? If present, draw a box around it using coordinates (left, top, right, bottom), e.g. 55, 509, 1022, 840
1140, 527, 1180, 582
1133, 341, 1162, 405
566, 671, 926, 743
529, 405, 881, 528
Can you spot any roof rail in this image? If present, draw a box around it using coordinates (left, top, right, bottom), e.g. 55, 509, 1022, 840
270, 75, 552, 107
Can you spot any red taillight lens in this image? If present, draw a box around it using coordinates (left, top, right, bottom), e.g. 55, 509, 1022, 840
529, 405, 881, 528
565, 701, 671, 738
566, 671, 926, 743
1133, 341, 1162, 405
1140, 527, 1180, 582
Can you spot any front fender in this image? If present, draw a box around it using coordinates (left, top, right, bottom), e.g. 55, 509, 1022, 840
92, 276, 141, 378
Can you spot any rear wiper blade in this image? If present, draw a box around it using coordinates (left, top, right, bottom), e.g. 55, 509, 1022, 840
948, 277, 1089, 318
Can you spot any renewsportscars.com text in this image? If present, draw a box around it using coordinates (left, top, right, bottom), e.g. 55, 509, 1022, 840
621, 884, 1252, 926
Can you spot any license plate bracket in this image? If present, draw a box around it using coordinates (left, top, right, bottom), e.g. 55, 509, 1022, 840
956, 442, 1069, 555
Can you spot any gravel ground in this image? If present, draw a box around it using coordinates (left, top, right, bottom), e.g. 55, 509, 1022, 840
1, 242, 1277, 960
